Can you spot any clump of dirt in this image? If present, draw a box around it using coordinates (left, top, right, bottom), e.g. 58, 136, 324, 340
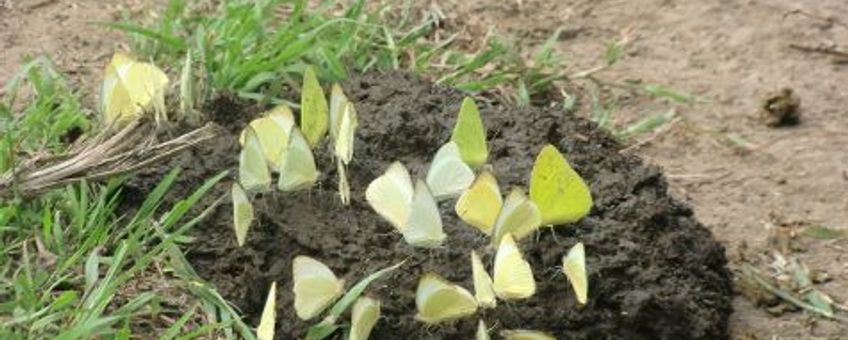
760, 88, 801, 127
124, 72, 732, 339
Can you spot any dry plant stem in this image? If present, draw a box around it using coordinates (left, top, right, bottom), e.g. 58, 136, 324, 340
788, 44, 848, 59
743, 265, 848, 324
783, 8, 848, 30
0, 120, 218, 197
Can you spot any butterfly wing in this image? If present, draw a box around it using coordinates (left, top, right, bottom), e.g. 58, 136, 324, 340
500, 330, 557, 340
240, 105, 294, 169
334, 102, 358, 165
101, 54, 135, 124
493, 234, 536, 300
231, 183, 253, 246
239, 127, 272, 192
329, 83, 349, 142
415, 273, 478, 324
476, 320, 491, 340
402, 180, 446, 248
292, 256, 344, 320
491, 188, 542, 245
425, 142, 475, 201
455, 171, 502, 235
450, 97, 488, 168
529, 144, 593, 225
365, 162, 414, 232
277, 126, 319, 191
338, 160, 351, 205
562, 242, 588, 305
301, 66, 328, 148
118, 56, 169, 122
256, 282, 276, 340
471, 251, 496, 308
349, 297, 380, 340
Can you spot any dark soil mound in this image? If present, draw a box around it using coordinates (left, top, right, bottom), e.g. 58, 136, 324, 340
125, 72, 732, 339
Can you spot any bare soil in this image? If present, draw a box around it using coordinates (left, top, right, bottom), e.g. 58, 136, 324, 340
3, 0, 847, 339
0, 1, 148, 104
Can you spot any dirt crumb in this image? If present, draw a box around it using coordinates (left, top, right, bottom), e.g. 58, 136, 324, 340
760, 88, 801, 127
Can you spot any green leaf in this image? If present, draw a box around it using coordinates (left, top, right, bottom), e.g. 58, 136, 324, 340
605, 41, 624, 66
95, 22, 187, 53
800, 226, 845, 240
179, 50, 195, 121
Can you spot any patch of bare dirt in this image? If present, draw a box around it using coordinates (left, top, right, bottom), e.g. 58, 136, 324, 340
0, 0, 154, 106
431, 0, 848, 338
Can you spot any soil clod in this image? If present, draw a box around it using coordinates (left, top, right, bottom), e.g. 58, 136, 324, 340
760, 88, 801, 127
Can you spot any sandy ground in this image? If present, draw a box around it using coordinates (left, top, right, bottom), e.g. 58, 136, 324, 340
2, 0, 846, 338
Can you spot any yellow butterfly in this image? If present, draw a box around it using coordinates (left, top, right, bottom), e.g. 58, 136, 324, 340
562, 242, 588, 305
415, 273, 478, 324
301, 66, 328, 148
500, 330, 557, 340
256, 281, 276, 340
329, 83, 349, 142
367, 162, 445, 248
471, 251, 496, 308
101, 53, 169, 125
425, 142, 475, 201
450, 97, 488, 168
490, 188, 542, 246
476, 320, 491, 340
277, 126, 319, 191
455, 171, 503, 235
402, 180, 446, 248
365, 162, 414, 232
292, 255, 344, 320
493, 234, 536, 300
239, 105, 295, 169
349, 297, 380, 340
239, 126, 272, 192
335, 102, 358, 205
529, 144, 592, 226
231, 183, 253, 247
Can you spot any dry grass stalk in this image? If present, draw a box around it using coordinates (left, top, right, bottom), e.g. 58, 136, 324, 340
0, 120, 218, 197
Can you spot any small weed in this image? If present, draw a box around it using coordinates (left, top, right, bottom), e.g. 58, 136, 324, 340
102, 0, 567, 107
0, 57, 90, 172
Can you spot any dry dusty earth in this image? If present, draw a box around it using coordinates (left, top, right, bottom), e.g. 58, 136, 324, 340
2, 0, 847, 339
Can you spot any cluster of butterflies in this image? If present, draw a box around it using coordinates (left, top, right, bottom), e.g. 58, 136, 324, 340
415, 239, 587, 340
256, 256, 382, 340
232, 66, 359, 246
363, 97, 592, 337
366, 97, 593, 248
254, 249, 584, 340
98, 54, 593, 339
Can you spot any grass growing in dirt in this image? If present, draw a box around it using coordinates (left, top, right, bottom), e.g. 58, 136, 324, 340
0, 60, 251, 339
107, 0, 692, 140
